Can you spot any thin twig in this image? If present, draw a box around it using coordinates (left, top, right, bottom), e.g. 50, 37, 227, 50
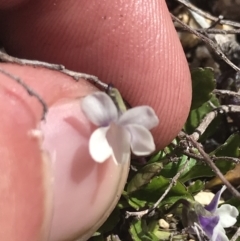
171, 14, 240, 72
208, 15, 224, 29
61, 68, 108, 89
151, 159, 189, 209
176, 26, 240, 35
231, 227, 240, 241
0, 51, 64, 70
0, 51, 108, 90
181, 149, 240, 164
213, 89, 240, 99
185, 134, 240, 200
177, 1, 240, 65
198, 28, 240, 35
191, 105, 240, 141
0, 67, 48, 120
212, 156, 240, 164
125, 158, 189, 219
192, 222, 209, 241
175, 0, 240, 28
167, 141, 240, 166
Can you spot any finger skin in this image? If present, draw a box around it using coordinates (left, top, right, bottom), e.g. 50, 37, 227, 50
0, 64, 129, 241
40, 101, 129, 241
0, 0, 28, 9
0, 64, 55, 241
0, 84, 49, 241
0, 1, 191, 239
0, 0, 192, 149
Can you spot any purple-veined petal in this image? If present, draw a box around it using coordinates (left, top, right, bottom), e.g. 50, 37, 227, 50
89, 127, 112, 163
212, 223, 229, 241
106, 123, 131, 165
118, 106, 159, 130
126, 124, 156, 155
205, 186, 227, 213
215, 204, 239, 228
199, 215, 219, 238
81, 92, 118, 126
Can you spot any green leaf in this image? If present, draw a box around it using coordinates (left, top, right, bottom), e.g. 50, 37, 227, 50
148, 150, 166, 163
117, 198, 130, 209
160, 156, 197, 181
191, 68, 216, 110
211, 133, 240, 157
90, 235, 105, 241
153, 231, 171, 240
130, 219, 188, 241
148, 142, 177, 164
180, 163, 210, 182
129, 219, 159, 241
127, 176, 192, 210
203, 134, 240, 188
127, 162, 163, 193
185, 94, 220, 139
188, 180, 205, 194
180, 159, 234, 183
97, 208, 120, 234
128, 196, 147, 209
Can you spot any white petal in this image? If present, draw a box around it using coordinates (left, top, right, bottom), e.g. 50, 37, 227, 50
126, 124, 156, 155
216, 204, 239, 228
106, 123, 131, 165
89, 127, 113, 163
81, 92, 118, 126
212, 223, 229, 241
118, 106, 159, 130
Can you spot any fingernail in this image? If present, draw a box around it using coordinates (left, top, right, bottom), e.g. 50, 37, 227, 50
40, 99, 129, 241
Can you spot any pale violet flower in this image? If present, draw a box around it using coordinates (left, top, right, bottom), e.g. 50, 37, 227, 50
81, 92, 159, 165
200, 185, 239, 241
184, 185, 239, 241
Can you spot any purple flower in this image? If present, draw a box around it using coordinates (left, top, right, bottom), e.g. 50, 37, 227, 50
81, 92, 159, 165
190, 186, 239, 241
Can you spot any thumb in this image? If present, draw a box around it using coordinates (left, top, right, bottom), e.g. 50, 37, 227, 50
0, 63, 129, 241
0, 0, 191, 149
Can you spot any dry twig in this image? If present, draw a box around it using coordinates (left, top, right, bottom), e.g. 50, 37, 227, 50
175, 0, 240, 28
211, 156, 240, 163
0, 51, 64, 70
0, 51, 110, 119
183, 133, 240, 200
0, 67, 48, 120
170, 140, 240, 163
0, 51, 108, 90
231, 227, 240, 241
172, 14, 240, 72
181, 149, 240, 164
125, 158, 189, 219
213, 89, 240, 99
190, 104, 240, 141
176, 26, 240, 35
